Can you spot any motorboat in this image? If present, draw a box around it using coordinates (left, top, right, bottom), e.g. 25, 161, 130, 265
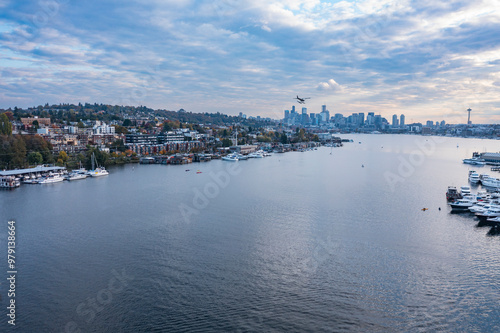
481, 177, 500, 189
468, 171, 480, 184
449, 198, 476, 210
236, 154, 248, 160
446, 186, 462, 201
38, 173, 64, 184
248, 152, 264, 158
469, 202, 499, 214
222, 153, 238, 162
66, 172, 87, 180
460, 186, 471, 196
479, 174, 491, 184
476, 207, 500, 220
463, 157, 486, 165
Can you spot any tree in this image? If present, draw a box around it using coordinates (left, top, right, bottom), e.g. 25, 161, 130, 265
32, 120, 39, 131
58, 151, 69, 164
221, 138, 232, 147
280, 133, 288, 144
0, 113, 12, 135
27, 152, 43, 165
113, 125, 128, 134
122, 119, 132, 127
77, 121, 85, 129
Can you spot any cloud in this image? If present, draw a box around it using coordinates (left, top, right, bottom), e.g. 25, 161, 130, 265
0, 0, 499, 122
317, 79, 341, 91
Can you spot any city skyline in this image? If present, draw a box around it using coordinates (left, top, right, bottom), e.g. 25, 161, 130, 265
1, 1, 500, 124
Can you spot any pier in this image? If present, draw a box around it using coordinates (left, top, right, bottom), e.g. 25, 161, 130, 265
0, 165, 66, 178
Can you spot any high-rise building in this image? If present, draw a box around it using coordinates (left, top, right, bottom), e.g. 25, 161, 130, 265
322, 105, 327, 113
367, 112, 375, 125
284, 110, 290, 119
392, 114, 399, 127
400, 114, 405, 127
302, 107, 307, 115
358, 113, 365, 126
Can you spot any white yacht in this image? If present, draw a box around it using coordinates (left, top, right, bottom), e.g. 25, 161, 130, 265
236, 154, 248, 160
468, 171, 480, 184
476, 207, 500, 220
460, 186, 471, 196
38, 173, 64, 184
449, 198, 476, 210
222, 153, 238, 162
66, 172, 88, 180
248, 152, 264, 158
481, 177, 500, 189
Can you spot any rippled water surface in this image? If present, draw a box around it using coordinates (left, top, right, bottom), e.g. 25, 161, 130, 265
1, 134, 500, 332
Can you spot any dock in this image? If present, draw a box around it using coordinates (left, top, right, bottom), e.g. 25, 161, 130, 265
0, 165, 66, 178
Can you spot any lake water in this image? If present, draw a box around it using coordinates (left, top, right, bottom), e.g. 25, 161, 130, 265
1, 134, 500, 332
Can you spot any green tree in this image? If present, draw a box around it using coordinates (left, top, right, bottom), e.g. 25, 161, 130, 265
221, 138, 232, 147
122, 119, 132, 127
27, 152, 43, 165
0, 113, 12, 135
280, 133, 288, 144
10, 136, 26, 168
77, 121, 85, 128
32, 119, 40, 131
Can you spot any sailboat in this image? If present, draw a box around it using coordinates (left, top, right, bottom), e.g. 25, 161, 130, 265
87, 152, 109, 177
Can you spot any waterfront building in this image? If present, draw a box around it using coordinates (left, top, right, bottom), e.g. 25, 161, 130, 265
400, 114, 405, 127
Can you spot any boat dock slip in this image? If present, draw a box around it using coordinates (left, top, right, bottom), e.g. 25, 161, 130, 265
491, 166, 500, 172
0, 165, 66, 177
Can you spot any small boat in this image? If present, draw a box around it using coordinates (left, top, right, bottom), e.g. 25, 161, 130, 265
222, 153, 238, 162
196, 170, 202, 174
38, 173, 64, 184
66, 172, 87, 181
236, 154, 248, 160
463, 157, 486, 166
449, 198, 476, 210
248, 152, 264, 158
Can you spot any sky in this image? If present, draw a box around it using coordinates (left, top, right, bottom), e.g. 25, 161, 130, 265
1, 0, 500, 124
